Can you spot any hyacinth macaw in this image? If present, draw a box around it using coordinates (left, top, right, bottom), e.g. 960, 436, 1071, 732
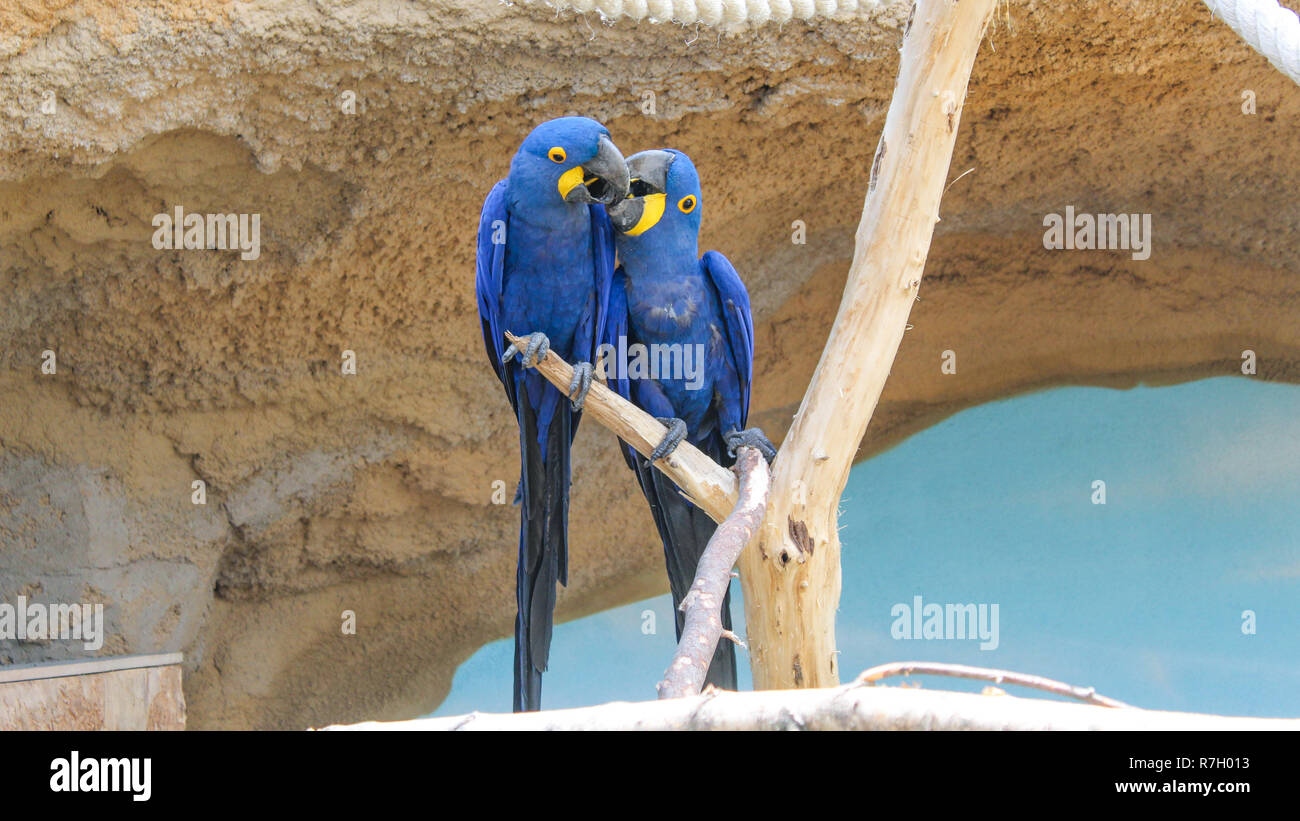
603, 149, 775, 691
476, 116, 628, 711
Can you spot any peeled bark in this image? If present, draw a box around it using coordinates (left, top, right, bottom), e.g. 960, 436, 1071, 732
737, 0, 999, 691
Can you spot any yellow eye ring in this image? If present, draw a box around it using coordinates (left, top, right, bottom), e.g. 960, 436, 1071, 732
548, 147, 566, 163
678, 195, 697, 214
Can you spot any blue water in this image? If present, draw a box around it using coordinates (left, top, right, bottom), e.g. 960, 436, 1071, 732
434, 377, 1300, 717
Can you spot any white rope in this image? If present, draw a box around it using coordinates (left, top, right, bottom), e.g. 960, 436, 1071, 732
1203, 0, 1300, 85
521, 0, 878, 27
521, 0, 1299, 84
528, 0, 1300, 84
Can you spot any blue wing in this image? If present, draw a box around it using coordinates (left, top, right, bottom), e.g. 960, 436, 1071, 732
701, 250, 754, 430
475, 179, 514, 406
601, 265, 639, 469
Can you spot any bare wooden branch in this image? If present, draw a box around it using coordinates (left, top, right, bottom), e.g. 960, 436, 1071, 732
856, 662, 1132, 709
738, 0, 998, 692
322, 678, 1299, 731
657, 447, 770, 700
504, 331, 736, 523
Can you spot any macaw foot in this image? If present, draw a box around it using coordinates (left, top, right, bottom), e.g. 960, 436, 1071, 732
725, 427, 777, 464
568, 361, 594, 411
502, 332, 551, 368
649, 417, 687, 463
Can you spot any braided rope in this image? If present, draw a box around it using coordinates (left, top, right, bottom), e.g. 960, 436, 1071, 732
521, 0, 880, 27
1204, 0, 1300, 86
520, 0, 1299, 87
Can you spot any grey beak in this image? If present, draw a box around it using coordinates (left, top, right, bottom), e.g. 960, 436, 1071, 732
626, 150, 675, 192
606, 149, 677, 234
565, 135, 629, 206
607, 196, 643, 233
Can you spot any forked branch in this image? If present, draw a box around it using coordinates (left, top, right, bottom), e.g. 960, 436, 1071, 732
657, 446, 770, 699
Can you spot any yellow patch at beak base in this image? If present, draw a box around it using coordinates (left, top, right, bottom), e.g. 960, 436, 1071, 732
625, 193, 666, 236
558, 166, 586, 200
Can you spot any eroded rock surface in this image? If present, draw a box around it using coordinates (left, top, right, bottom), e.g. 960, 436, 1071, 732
1, 0, 1297, 728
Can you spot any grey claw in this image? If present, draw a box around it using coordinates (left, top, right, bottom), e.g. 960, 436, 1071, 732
503, 332, 551, 368
524, 333, 550, 367
725, 427, 777, 464
650, 417, 687, 463
568, 361, 594, 411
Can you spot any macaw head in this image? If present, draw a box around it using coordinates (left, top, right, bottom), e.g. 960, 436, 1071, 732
508, 116, 629, 209
606, 149, 702, 251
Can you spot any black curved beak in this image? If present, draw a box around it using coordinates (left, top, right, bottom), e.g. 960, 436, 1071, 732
607, 196, 642, 233
565, 135, 629, 206
607, 149, 676, 234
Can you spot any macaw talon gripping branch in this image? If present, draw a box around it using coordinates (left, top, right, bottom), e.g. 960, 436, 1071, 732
501, 331, 551, 368
649, 417, 687, 463
567, 361, 594, 411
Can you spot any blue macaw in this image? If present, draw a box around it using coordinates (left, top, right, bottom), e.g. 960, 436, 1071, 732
475, 117, 628, 711
603, 149, 775, 690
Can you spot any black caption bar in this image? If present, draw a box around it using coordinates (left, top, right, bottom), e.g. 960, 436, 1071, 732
0, 730, 1285, 808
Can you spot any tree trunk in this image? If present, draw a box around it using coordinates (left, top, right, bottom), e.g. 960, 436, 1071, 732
738, 0, 997, 691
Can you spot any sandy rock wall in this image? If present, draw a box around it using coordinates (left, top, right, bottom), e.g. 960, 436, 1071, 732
0, 0, 1296, 728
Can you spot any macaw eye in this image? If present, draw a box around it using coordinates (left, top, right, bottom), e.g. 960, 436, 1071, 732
548, 147, 567, 163
678, 195, 697, 214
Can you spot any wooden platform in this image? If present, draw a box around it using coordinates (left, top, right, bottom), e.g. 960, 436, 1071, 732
0, 653, 185, 730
